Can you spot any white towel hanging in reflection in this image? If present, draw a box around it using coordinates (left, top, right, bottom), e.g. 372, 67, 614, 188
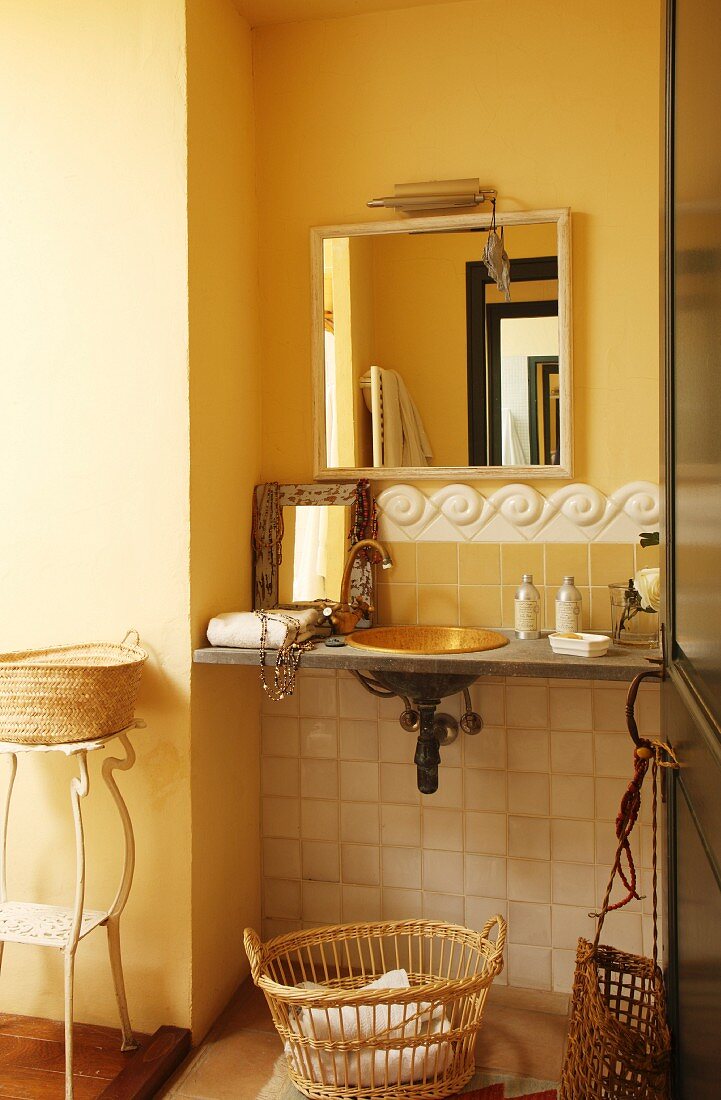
361, 367, 433, 467
501, 409, 527, 466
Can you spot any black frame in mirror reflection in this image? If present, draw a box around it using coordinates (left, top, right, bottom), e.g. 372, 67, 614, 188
466, 255, 559, 466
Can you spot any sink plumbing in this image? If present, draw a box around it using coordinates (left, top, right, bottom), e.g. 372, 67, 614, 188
352, 671, 483, 794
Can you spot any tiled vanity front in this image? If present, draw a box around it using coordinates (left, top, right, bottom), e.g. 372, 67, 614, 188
254, 667, 660, 996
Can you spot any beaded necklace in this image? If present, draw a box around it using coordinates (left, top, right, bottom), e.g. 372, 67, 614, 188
254, 609, 313, 701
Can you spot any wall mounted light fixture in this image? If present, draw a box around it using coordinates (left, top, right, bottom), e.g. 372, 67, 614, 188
367, 178, 496, 213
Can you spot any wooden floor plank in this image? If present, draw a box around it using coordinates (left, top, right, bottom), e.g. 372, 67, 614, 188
0, 1014, 149, 1050
0, 1066, 106, 1100
0, 1033, 134, 1080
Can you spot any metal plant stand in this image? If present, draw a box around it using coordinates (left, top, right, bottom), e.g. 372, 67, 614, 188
0, 721, 144, 1100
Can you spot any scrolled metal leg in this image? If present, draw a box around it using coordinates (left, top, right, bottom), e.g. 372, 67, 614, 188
0, 754, 17, 978
102, 733, 138, 1051
64, 751, 90, 1100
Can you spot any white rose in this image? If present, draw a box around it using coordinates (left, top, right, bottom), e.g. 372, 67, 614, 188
634, 567, 660, 612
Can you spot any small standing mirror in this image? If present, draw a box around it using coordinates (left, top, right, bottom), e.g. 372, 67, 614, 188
312, 209, 572, 479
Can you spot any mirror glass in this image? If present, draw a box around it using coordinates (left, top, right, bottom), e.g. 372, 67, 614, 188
277, 505, 349, 604
314, 212, 570, 478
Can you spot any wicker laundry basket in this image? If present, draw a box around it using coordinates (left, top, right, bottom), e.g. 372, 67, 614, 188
0, 631, 147, 745
244, 916, 506, 1100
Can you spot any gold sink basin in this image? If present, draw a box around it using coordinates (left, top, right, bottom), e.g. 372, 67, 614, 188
347, 625, 509, 656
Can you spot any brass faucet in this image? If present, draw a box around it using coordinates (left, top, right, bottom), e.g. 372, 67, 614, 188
327, 538, 393, 635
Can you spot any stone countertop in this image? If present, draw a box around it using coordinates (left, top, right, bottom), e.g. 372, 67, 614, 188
193, 629, 658, 682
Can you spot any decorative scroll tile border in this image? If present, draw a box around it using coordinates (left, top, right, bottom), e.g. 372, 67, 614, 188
376, 481, 659, 543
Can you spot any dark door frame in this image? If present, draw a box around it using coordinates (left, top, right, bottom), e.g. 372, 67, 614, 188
527, 355, 560, 465
466, 255, 558, 464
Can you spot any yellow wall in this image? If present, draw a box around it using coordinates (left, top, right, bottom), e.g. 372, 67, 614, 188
187, 0, 262, 1038
254, 0, 661, 491
0, 0, 192, 1031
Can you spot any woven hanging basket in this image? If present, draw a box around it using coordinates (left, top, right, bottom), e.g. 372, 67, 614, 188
560, 938, 670, 1099
559, 668, 673, 1100
245, 916, 506, 1100
0, 632, 147, 745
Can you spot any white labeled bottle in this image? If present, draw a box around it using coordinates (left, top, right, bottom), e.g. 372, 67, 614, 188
514, 574, 541, 639
555, 575, 582, 634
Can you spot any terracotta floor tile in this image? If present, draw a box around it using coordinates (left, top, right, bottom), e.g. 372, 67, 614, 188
173, 1028, 283, 1099
475, 1003, 567, 1081
164, 978, 568, 1097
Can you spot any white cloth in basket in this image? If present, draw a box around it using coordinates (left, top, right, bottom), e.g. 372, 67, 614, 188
286, 969, 452, 1087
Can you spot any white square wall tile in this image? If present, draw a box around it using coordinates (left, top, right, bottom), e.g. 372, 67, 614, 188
342, 885, 382, 922
264, 878, 301, 921
551, 819, 594, 863
464, 726, 506, 770
301, 759, 338, 800
508, 945, 552, 990
300, 717, 338, 758
339, 677, 378, 720
380, 763, 420, 805
552, 904, 596, 949
466, 895, 508, 933
263, 796, 300, 839
302, 841, 340, 882
341, 843, 380, 886
423, 892, 465, 924
507, 859, 551, 904
423, 849, 464, 894
469, 683, 505, 726
464, 854, 507, 900
552, 948, 577, 994
506, 685, 549, 729
381, 804, 421, 847
464, 812, 507, 856
263, 838, 301, 880
422, 808, 463, 851
262, 715, 300, 756
299, 676, 337, 716
381, 888, 423, 921
507, 729, 550, 772
508, 772, 549, 816
464, 768, 507, 812
262, 756, 299, 798
549, 687, 593, 731
552, 862, 595, 907
382, 846, 422, 890
592, 685, 627, 731
340, 761, 380, 802
302, 882, 341, 924
550, 730, 593, 775
379, 719, 414, 763
508, 901, 551, 947
340, 719, 379, 761
508, 816, 551, 860
550, 774, 595, 819
341, 802, 380, 844
301, 799, 338, 841
426, 767, 462, 809
594, 731, 635, 778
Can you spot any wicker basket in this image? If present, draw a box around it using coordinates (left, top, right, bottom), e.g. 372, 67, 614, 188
244, 916, 506, 1100
559, 670, 674, 1100
0, 631, 147, 745
560, 937, 670, 1099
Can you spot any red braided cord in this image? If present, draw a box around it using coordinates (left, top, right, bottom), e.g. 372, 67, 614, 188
605, 748, 650, 913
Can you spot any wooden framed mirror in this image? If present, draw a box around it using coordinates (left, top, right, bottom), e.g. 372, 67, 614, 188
252, 481, 373, 612
311, 208, 572, 480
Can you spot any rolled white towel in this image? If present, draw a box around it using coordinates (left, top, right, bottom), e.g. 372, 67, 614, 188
207, 609, 322, 650
286, 969, 452, 1087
